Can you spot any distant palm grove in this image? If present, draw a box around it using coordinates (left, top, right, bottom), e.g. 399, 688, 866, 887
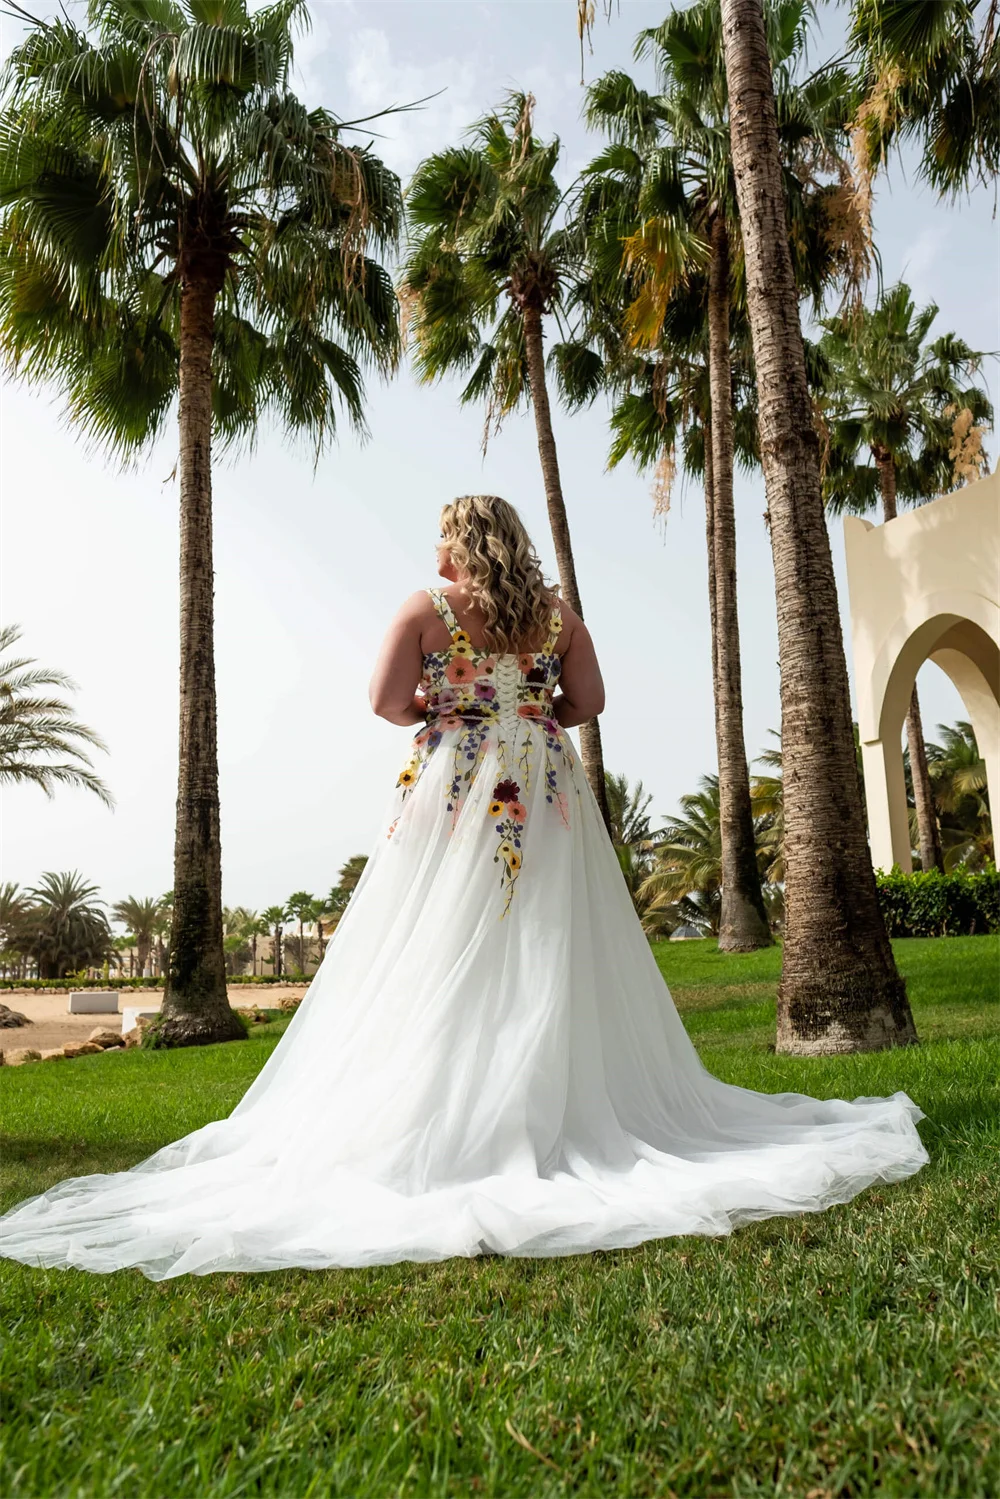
0, 0, 995, 1048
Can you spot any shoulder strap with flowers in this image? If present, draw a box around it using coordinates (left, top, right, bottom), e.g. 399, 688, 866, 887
543, 603, 563, 654
428, 588, 461, 636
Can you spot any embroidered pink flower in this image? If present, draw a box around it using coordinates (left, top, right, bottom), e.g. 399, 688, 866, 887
507, 801, 527, 822
446, 657, 476, 685
480, 657, 496, 675
518, 703, 544, 718
543, 718, 560, 734
518, 652, 536, 673
435, 687, 460, 711
439, 715, 463, 731
474, 681, 496, 701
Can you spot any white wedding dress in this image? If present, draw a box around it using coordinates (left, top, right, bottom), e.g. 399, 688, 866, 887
0, 592, 927, 1279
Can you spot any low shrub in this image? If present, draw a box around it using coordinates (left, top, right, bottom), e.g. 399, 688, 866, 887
0, 974, 311, 992
0, 977, 165, 992
875, 865, 999, 937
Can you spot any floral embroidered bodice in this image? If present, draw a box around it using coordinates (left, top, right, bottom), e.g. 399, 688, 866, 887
389, 589, 576, 914
420, 590, 563, 730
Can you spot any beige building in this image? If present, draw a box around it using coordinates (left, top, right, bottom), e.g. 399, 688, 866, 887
843, 469, 999, 873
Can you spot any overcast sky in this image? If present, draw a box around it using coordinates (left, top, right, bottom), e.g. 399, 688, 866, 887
2, 0, 997, 914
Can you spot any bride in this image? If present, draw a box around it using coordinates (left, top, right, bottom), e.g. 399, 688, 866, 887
0, 495, 927, 1279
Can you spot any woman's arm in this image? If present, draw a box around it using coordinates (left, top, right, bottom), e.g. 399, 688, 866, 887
553, 606, 606, 729
369, 593, 430, 726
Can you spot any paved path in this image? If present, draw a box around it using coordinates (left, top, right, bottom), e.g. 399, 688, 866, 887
0, 985, 308, 1055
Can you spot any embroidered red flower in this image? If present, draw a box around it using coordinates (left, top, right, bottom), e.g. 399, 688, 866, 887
492, 779, 520, 803
446, 657, 476, 684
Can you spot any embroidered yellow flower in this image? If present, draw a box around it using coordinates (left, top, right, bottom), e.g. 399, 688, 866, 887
397, 763, 419, 788
451, 629, 473, 657
507, 851, 522, 871
488, 799, 505, 818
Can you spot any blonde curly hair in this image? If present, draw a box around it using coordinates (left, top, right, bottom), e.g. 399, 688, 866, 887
440, 495, 556, 655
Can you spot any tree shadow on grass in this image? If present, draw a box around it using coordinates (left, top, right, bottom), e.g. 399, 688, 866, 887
1, 1135, 161, 1177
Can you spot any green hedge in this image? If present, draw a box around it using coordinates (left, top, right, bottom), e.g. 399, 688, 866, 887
0, 975, 311, 992
875, 866, 999, 937
0, 976, 165, 992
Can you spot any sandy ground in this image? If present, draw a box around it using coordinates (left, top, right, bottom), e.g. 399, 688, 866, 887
0, 985, 307, 1055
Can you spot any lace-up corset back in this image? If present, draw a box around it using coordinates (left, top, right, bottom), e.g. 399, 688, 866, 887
420, 589, 562, 729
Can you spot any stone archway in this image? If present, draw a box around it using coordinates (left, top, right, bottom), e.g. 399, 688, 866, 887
843, 471, 999, 873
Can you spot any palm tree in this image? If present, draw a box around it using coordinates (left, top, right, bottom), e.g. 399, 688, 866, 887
0, 0, 402, 1046
0, 624, 112, 806
336, 855, 369, 896
638, 777, 725, 936
606, 771, 656, 847
849, 0, 999, 197
237, 909, 269, 976
221, 907, 253, 978
261, 906, 286, 978
579, 1, 866, 952
21, 871, 112, 980
111, 895, 163, 979
718, 0, 917, 1054
110, 933, 136, 978
284, 891, 315, 975
152, 898, 173, 977
0, 882, 31, 1008
926, 721, 993, 870
750, 731, 785, 885
820, 283, 992, 873
401, 92, 611, 828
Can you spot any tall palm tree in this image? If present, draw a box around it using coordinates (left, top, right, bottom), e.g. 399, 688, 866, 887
819, 283, 992, 873
22, 871, 112, 980
579, 1, 864, 953
401, 92, 611, 828
261, 905, 286, 978
0, 624, 112, 806
719, 0, 917, 1054
849, 0, 999, 197
926, 721, 993, 870
111, 895, 163, 979
0, 0, 402, 1045
284, 890, 315, 975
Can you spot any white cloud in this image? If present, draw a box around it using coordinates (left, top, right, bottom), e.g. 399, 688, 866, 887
294, 19, 485, 178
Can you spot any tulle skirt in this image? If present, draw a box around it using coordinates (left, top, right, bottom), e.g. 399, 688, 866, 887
0, 724, 927, 1278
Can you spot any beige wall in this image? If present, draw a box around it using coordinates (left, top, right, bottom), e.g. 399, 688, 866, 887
843, 470, 999, 872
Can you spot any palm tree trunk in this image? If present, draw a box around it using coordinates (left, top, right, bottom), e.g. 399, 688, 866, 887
707, 214, 772, 951
159, 271, 244, 1047
521, 303, 611, 833
275, 925, 283, 977
874, 450, 944, 872
719, 0, 917, 1053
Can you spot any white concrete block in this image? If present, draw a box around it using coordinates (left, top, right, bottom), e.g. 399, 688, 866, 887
121, 1005, 162, 1035
67, 990, 120, 1014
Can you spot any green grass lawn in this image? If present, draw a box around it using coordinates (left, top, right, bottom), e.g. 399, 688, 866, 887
1, 936, 997, 1498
